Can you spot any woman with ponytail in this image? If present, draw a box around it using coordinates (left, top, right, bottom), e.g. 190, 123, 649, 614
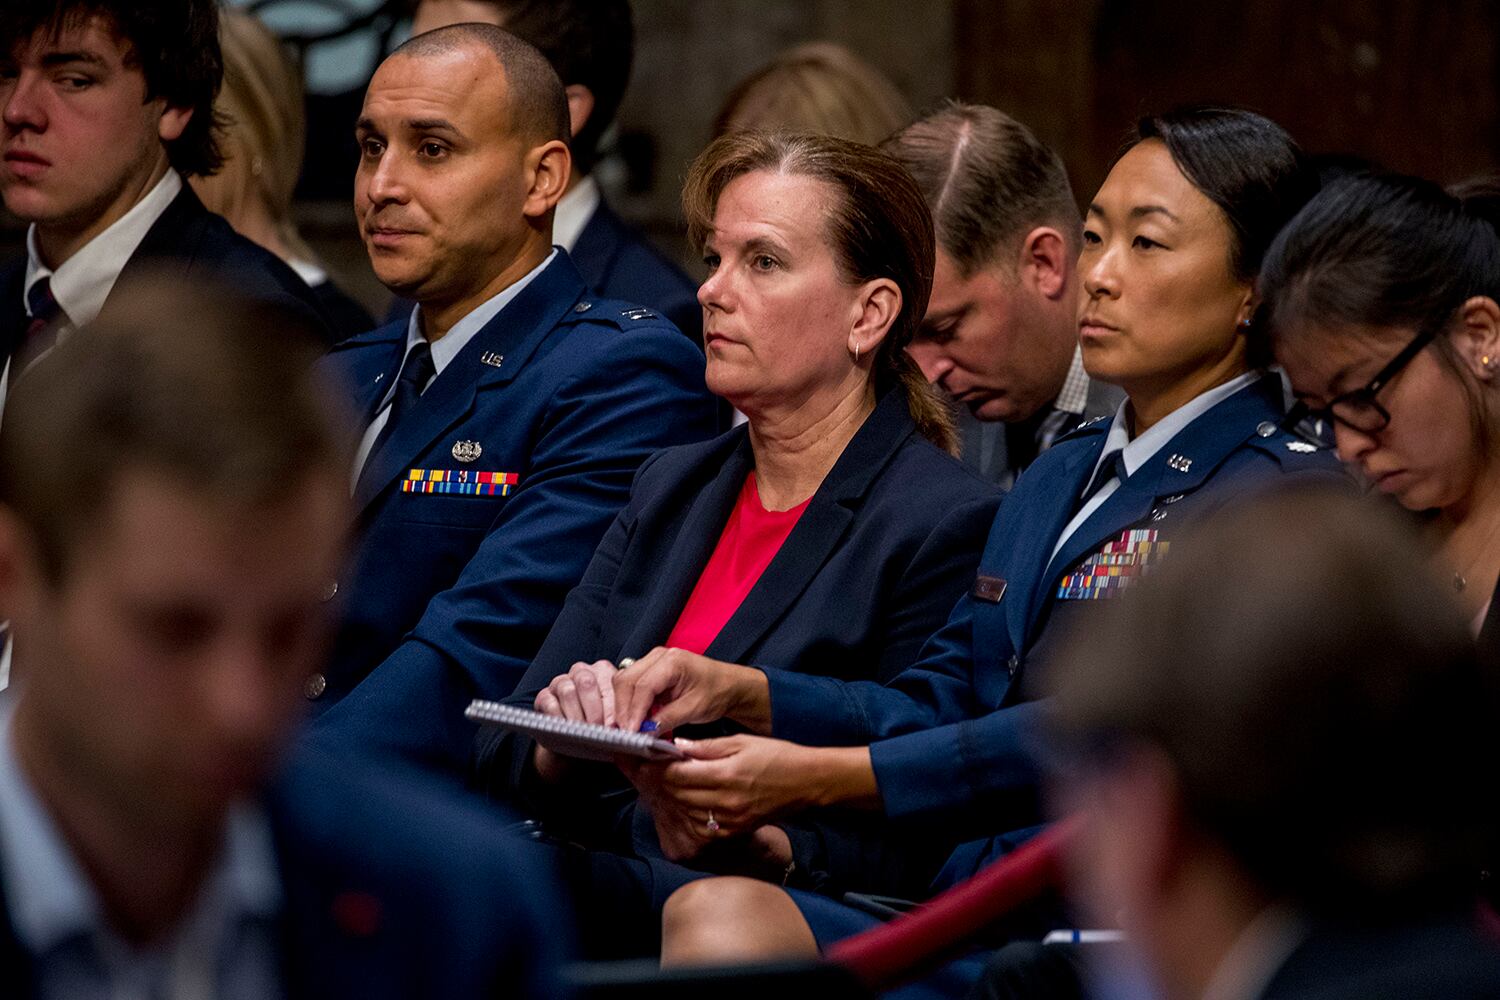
1261, 172, 1500, 649
472, 131, 1001, 956
639, 109, 1345, 994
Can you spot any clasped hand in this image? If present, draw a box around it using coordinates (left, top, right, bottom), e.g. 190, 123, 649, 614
621, 734, 811, 860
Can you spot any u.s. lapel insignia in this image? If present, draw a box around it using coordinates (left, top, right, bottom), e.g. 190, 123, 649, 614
1285, 440, 1318, 453
480, 351, 504, 368
1167, 454, 1193, 473
452, 440, 483, 463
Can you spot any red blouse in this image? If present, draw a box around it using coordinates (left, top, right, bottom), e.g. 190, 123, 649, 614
665, 472, 812, 655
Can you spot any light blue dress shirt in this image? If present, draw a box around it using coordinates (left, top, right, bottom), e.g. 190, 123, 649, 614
0, 704, 284, 1000
1050, 371, 1260, 560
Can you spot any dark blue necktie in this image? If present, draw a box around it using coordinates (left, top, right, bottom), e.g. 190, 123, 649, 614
1079, 448, 1128, 506
11, 277, 66, 388
367, 341, 435, 462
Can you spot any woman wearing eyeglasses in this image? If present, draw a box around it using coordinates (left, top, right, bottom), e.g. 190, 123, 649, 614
1261, 173, 1500, 642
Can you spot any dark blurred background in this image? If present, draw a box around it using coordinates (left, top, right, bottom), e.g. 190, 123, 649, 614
4, 0, 1497, 317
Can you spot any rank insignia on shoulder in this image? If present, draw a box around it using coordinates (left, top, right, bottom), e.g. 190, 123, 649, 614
971, 575, 1007, 603
452, 440, 482, 463
621, 307, 657, 321
480, 352, 504, 368
573, 301, 593, 314
1285, 440, 1319, 453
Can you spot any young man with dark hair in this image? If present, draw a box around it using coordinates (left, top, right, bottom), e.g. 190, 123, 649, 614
409, 0, 703, 341
0, 280, 566, 998
308, 23, 716, 777
883, 103, 1122, 487
0, 0, 332, 407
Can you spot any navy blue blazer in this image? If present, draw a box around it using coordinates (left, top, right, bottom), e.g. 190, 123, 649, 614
767, 376, 1347, 891
0, 185, 334, 350
0, 747, 570, 999
570, 199, 703, 344
307, 252, 720, 778
475, 390, 1001, 884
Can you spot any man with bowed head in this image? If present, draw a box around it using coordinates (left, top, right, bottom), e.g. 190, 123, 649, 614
886, 103, 1122, 487
309, 23, 717, 776
0, 282, 567, 998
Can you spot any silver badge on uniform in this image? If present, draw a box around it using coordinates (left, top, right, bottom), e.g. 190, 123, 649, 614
480, 352, 505, 368
452, 440, 483, 463
1286, 440, 1318, 453
1167, 454, 1193, 473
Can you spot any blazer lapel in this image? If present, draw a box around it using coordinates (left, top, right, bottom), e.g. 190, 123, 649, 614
105, 187, 206, 303
618, 435, 754, 657
703, 391, 917, 665
352, 255, 587, 515
1028, 375, 1284, 640
0, 261, 26, 363
568, 203, 626, 285
1001, 438, 1105, 654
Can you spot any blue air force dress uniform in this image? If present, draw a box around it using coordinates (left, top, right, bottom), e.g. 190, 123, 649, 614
307, 250, 720, 777
763, 373, 1347, 916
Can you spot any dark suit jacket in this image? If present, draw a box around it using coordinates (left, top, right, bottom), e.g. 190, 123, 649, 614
476, 389, 1002, 891
570, 199, 702, 344
308, 252, 720, 779
0, 747, 569, 999
770, 376, 1347, 892
1259, 918, 1500, 1000
0, 185, 333, 351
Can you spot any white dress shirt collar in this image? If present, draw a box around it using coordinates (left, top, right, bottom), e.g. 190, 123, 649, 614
23, 170, 183, 330
551, 176, 601, 253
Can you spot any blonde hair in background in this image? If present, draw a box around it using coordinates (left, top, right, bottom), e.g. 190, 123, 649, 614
712, 42, 914, 146
191, 10, 316, 265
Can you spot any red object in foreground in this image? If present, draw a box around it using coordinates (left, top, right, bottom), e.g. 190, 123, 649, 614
827, 819, 1077, 990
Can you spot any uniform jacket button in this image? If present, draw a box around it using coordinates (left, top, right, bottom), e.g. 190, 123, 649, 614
1256, 420, 1277, 438
321, 580, 339, 603
304, 673, 327, 700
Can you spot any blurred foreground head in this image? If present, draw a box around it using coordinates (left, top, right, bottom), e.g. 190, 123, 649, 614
1052, 486, 1497, 992
0, 277, 349, 835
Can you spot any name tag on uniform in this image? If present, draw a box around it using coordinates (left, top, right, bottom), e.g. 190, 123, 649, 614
972, 575, 1007, 603
402, 468, 519, 497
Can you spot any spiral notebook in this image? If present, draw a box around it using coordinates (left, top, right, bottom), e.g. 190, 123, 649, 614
464, 700, 687, 762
